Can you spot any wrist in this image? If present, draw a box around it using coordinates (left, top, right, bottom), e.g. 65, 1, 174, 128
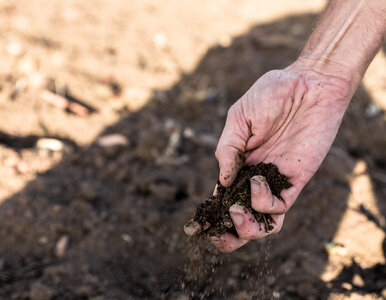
290, 56, 356, 81
288, 0, 386, 96
287, 56, 358, 92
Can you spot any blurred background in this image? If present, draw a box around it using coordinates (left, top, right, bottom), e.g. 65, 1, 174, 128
0, 0, 385, 299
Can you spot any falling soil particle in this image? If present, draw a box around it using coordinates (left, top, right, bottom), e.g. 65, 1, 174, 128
187, 163, 292, 236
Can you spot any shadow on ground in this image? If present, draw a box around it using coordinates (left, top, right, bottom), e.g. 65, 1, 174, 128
0, 12, 385, 299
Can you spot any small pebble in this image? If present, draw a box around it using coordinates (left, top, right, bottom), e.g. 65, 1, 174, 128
352, 273, 365, 287
121, 233, 132, 244
6, 42, 24, 56
97, 134, 129, 148
272, 291, 280, 299
324, 242, 348, 256
36, 138, 64, 152
38, 236, 48, 244
341, 282, 352, 291
365, 102, 383, 119
55, 235, 69, 258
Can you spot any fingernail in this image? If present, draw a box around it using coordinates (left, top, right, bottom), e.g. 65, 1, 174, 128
230, 212, 244, 226
210, 236, 221, 243
183, 220, 201, 236
251, 175, 271, 200
250, 175, 267, 185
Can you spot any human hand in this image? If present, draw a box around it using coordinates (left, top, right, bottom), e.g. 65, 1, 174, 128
211, 66, 352, 252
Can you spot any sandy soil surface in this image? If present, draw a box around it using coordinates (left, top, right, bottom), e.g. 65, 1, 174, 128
0, 0, 385, 299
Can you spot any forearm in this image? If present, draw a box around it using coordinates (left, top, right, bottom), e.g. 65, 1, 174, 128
291, 0, 385, 94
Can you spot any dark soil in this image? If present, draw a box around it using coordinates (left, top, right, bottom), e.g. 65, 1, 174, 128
190, 163, 292, 236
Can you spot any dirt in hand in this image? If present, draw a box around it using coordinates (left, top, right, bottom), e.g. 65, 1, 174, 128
189, 163, 292, 236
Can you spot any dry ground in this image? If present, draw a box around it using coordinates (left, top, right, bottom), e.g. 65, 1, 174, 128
0, 0, 385, 299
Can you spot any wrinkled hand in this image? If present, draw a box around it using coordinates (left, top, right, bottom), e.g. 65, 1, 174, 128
212, 67, 351, 252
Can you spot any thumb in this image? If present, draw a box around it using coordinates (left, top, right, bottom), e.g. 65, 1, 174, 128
215, 104, 250, 187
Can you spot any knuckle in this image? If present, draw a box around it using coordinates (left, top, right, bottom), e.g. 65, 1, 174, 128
280, 201, 289, 214
227, 104, 236, 114
226, 103, 239, 119
214, 145, 225, 161
214, 148, 220, 160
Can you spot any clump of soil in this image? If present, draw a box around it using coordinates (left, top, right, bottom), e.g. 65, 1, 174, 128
187, 163, 292, 236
